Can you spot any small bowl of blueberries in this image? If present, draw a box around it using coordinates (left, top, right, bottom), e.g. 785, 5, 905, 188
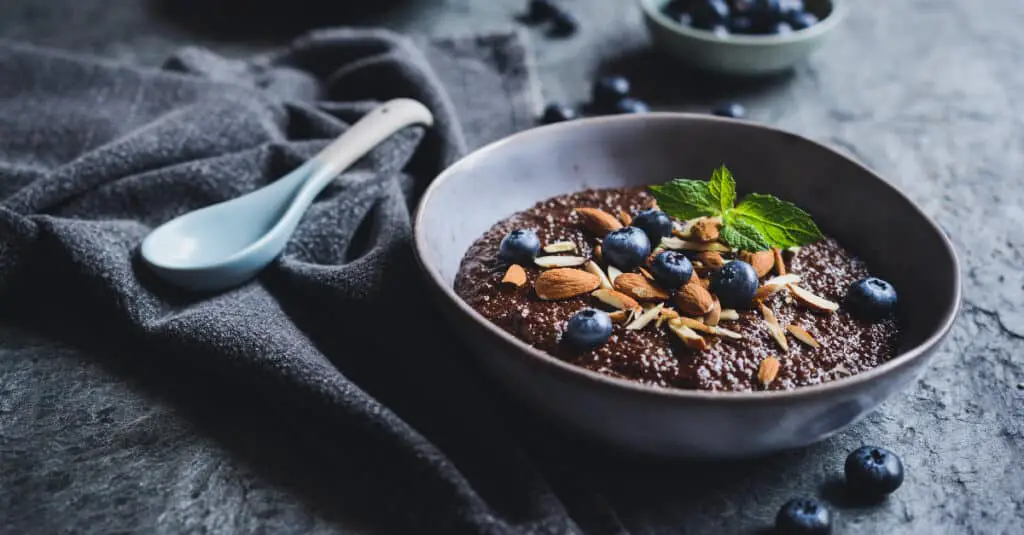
639, 0, 847, 76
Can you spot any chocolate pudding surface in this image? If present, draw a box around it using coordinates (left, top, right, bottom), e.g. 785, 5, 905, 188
454, 187, 899, 392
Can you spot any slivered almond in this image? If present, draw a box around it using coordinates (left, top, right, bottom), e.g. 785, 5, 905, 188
614, 273, 670, 302
638, 267, 656, 282
592, 288, 641, 311
656, 307, 680, 328
534, 255, 587, 268
705, 297, 721, 326
758, 357, 780, 386
534, 268, 600, 300
789, 284, 840, 312
675, 278, 714, 316
691, 218, 720, 242
618, 209, 632, 226
607, 265, 623, 284
543, 241, 578, 254
787, 324, 821, 348
673, 316, 743, 340
608, 309, 633, 324
501, 264, 527, 287
660, 237, 731, 253
626, 303, 663, 331
696, 251, 725, 269
739, 250, 775, 278
773, 247, 787, 276
575, 208, 622, 236
759, 302, 789, 352
585, 260, 613, 290
719, 309, 740, 321
753, 274, 803, 301
667, 320, 709, 351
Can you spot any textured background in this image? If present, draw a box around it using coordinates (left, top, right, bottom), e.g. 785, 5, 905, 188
1, 0, 1022, 533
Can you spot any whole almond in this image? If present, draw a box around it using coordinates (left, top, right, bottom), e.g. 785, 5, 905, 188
534, 268, 600, 300
675, 278, 714, 316
691, 218, 720, 242
772, 247, 787, 276
614, 273, 670, 303
705, 296, 721, 326
501, 264, 527, 287
739, 250, 775, 278
696, 251, 725, 269
619, 209, 633, 226
575, 208, 622, 237
758, 357, 781, 386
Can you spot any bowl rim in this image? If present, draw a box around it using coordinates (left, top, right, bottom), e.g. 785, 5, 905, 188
638, 0, 848, 47
413, 112, 961, 404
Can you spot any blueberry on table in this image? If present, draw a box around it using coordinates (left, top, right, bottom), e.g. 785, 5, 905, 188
691, 0, 731, 30
775, 497, 832, 535
712, 102, 746, 118
614, 97, 650, 114
710, 260, 758, 308
631, 208, 674, 244
564, 308, 613, 350
527, 0, 558, 21
497, 229, 541, 264
602, 226, 652, 271
846, 277, 898, 320
541, 103, 578, 124
592, 75, 631, 110
649, 251, 694, 288
788, 11, 819, 30
845, 446, 905, 497
549, 9, 579, 37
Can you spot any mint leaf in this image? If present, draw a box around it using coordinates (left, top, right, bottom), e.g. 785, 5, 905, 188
708, 165, 736, 214
733, 193, 824, 248
648, 179, 720, 220
719, 218, 771, 251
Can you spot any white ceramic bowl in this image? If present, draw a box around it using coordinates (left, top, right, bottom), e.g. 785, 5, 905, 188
639, 0, 847, 76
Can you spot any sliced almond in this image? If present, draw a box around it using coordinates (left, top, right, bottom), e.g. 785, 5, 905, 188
696, 251, 725, 269
592, 288, 641, 311
753, 274, 803, 301
575, 208, 622, 237
534, 268, 600, 300
543, 241, 578, 254
705, 297, 721, 326
614, 273, 670, 303
675, 278, 714, 316
667, 320, 709, 351
534, 255, 587, 268
672, 226, 691, 239
673, 316, 743, 340
584, 260, 613, 290
608, 309, 633, 324
501, 264, 527, 287
787, 324, 821, 348
773, 247, 787, 276
691, 218, 720, 242
789, 284, 840, 313
719, 308, 740, 321
660, 237, 731, 253
618, 209, 632, 226
739, 250, 775, 278
593, 245, 603, 264
626, 303, 664, 331
607, 265, 623, 284
638, 267, 656, 282
759, 302, 789, 352
656, 307, 680, 328
758, 357, 781, 386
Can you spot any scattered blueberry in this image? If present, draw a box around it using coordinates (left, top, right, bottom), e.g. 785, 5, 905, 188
845, 446, 905, 497
592, 75, 632, 110
602, 226, 652, 271
550, 9, 579, 37
631, 209, 674, 244
564, 308, 613, 350
846, 277, 898, 320
497, 229, 541, 264
712, 102, 746, 118
770, 21, 794, 34
541, 103, 578, 124
527, 0, 557, 21
775, 497, 832, 535
691, 0, 731, 30
788, 11, 819, 30
710, 260, 758, 308
614, 97, 650, 114
649, 251, 694, 289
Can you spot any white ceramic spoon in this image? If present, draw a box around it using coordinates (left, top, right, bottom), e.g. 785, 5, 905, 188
140, 98, 434, 292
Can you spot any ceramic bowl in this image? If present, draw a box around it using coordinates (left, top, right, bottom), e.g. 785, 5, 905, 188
413, 114, 960, 459
639, 0, 847, 76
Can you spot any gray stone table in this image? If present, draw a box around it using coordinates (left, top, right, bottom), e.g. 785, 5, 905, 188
1, 0, 1022, 533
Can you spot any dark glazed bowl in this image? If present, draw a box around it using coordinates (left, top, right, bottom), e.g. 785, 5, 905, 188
413, 114, 960, 458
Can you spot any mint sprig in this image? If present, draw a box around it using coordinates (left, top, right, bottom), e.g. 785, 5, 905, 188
648, 165, 823, 252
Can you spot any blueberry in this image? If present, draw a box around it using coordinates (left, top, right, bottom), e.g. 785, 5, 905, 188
729, 15, 756, 33
649, 251, 694, 289
527, 0, 557, 21
710, 260, 758, 308
662, 0, 689, 20
550, 10, 579, 37
845, 446, 904, 497
754, 0, 783, 14
592, 75, 631, 110
614, 97, 650, 114
497, 229, 541, 264
770, 21, 794, 34
631, 209, 674, 245
779, 0, 805, 15
730, 0, 757, 15
775, 497, 832, 535
712, 102, 747, 118
788, 11, 819, 30
564, 308, 613, 350
691, 0, 731, 29
602, 227, 652, 271
846, 277, 897, 320
541, 103, 578, 124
